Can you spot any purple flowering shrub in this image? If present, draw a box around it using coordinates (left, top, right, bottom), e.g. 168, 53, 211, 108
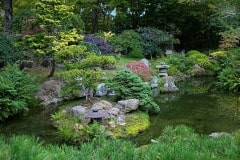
84, 34, 115, 54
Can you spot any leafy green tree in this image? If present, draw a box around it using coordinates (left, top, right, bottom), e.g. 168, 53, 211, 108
33, 0, 84, 33
110, 0, 148, 32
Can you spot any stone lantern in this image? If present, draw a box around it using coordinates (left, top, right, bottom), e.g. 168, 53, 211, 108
156, 62, 169, 77
84, 110, 110, 123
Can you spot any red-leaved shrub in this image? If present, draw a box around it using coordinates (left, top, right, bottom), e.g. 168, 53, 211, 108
126, 61, 153, 81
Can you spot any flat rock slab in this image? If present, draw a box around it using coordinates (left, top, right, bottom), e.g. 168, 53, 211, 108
85, 110, 110, 119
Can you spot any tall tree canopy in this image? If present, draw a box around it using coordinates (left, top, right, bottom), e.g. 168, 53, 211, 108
1, 0, 240, 50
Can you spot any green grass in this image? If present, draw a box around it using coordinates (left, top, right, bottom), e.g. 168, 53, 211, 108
0, 125, 239, 160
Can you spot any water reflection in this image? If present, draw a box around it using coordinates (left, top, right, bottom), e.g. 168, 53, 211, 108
134, 78, 240, 146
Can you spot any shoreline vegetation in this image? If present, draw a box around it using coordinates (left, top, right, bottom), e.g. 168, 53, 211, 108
0, 125, 239, 160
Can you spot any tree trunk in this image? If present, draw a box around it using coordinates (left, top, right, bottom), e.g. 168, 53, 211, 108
48, 57, 55, 78
3, 0, 12, 33
91, 7, 98, 33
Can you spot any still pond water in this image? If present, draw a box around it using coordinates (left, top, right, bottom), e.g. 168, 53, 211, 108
1, 78, 240, 146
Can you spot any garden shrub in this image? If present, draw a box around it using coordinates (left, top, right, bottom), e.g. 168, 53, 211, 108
186, 50, 211, 69
109, 30, 144, 58
55, 45, 116, 70
107, 70, 160, 113
78, 54, 116, 69
186, 50, 202, 56
165, 53, 187, 72
210, 50, 227, 58
84, 34, 115, 54
55, 45, 90, 66
0, 33, 22, 68
126, 61, 153, 81
152, 53, 186, 79
0, 65, 37, 120
55, 45, 115, 98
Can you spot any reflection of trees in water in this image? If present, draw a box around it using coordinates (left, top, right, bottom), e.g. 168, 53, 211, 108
178, 77, 215, 95
136, 78, 240, 146
154, 77, 216, 104
213, 93, 240, 121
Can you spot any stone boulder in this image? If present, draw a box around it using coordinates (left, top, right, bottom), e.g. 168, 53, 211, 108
117, 99, 139, 113
139, 58, 149, 67
36, 79, 65, 106
115, 114, 126, 125
107, 107, 121, 117
107, 89, 116, 96
163, 76, 179, 92
70, 105, 89, 116
191, 64, 206, 76
95, 83, 108, 97
208, 132, 229, 138
91, 100, 113, 111
20, 60, 34, 70
151, 76, 158, 88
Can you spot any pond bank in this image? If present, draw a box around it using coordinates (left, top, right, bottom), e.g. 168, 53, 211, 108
1, 78, 239, 146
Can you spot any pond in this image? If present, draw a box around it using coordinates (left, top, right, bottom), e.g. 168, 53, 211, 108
0, 106, 61, 144
0, 78, 239, 146
134, 77, 240, 146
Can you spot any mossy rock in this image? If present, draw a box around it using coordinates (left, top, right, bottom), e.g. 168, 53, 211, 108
111, 111, 150, 138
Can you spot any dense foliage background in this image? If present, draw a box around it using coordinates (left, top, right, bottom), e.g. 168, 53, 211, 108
1, 0, 239, 50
